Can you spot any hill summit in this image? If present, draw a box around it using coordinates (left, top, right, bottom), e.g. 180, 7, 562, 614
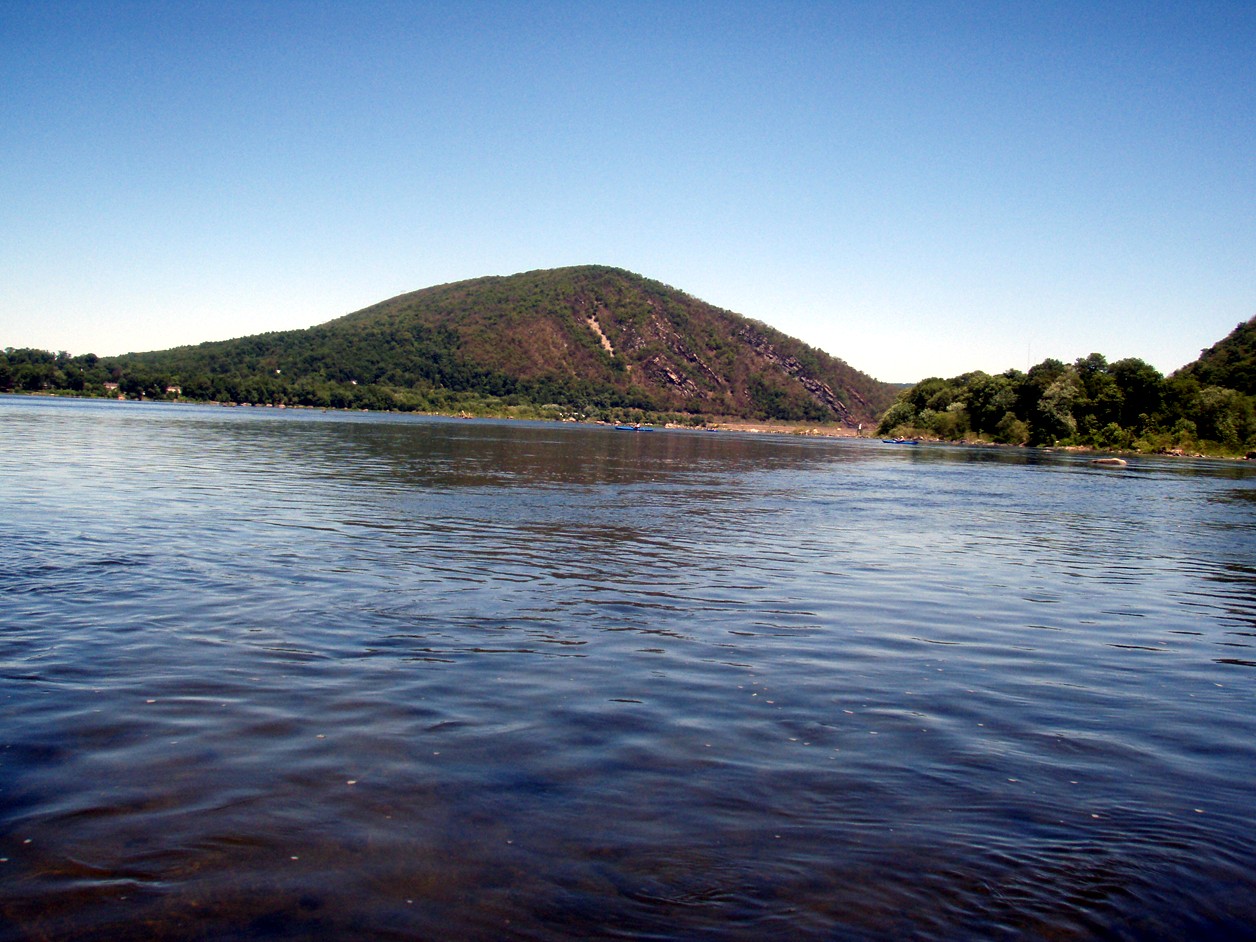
125, 266, 897, 424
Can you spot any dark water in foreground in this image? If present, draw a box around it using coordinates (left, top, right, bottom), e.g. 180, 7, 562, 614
2, 396, 1255, 941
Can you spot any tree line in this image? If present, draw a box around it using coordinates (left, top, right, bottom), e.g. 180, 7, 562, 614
0, 346, 677, 424
877, 353, 1254, 455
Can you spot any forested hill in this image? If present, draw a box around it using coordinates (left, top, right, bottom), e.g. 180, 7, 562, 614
1175, 316, 1256, 395
15, 266, 896, 425
877, 315, 1256, 456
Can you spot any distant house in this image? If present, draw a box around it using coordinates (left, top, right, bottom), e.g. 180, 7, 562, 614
103, 382, 118, 391
166, 385, 182, 395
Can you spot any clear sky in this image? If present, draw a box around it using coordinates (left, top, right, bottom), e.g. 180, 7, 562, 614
2, 1, 1253, 383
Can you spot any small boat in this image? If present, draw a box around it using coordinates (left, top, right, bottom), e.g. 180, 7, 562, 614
615, 424, 653, 431
881, 437, 919, 445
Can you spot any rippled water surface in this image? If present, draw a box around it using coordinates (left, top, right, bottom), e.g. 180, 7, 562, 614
2, 396, 1255, 941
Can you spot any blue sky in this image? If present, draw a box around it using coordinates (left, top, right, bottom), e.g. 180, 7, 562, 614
2, 1, 1253, 383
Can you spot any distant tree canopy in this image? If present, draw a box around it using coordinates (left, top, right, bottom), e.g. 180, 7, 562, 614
1176, 316, 1256, 396
878, 351, 1256, 455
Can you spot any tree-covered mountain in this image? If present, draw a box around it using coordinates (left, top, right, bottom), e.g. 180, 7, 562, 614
3, 266, 897, 425
1175, 316, 1256, 396
877, 317, 1256, 455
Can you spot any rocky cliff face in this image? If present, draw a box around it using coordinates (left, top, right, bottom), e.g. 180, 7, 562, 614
735, 324, 872, 423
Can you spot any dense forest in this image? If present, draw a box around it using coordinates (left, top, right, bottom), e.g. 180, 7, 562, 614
877, 317, 1256, 456
0, 267, 897, 426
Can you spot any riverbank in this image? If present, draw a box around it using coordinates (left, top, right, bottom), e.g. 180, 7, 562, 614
687, 419, 863, 438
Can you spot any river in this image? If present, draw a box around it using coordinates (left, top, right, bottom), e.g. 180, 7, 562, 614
2, 396, 1254, 940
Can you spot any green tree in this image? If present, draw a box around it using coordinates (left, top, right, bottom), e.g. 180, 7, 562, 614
1034, 375, 1079, 444
994, 412, 1030, 444
1109, 358, 1164, 428
963, 372, 1016, 434
1192, 386, 1253, 448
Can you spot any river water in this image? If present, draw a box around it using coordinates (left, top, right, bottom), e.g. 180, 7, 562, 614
2, 396, 1254, 941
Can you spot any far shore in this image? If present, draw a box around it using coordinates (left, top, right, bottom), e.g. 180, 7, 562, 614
7, 391, 1253, 459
